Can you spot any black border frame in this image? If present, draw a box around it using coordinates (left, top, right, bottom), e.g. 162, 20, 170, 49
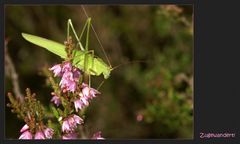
2, 2, 195, 143
2, 0, 240, 144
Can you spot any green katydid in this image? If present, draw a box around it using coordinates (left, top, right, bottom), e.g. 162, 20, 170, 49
22, 18, 112, 79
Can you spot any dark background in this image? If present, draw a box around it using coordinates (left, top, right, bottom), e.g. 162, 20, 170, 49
4, 5, 193, 139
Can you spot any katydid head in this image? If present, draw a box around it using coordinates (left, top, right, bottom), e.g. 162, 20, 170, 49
103, 66, 112, 79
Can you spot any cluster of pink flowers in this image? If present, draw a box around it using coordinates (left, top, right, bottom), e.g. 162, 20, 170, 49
61, 114, 83, 140
18, 61, 103, 140
50, 62, 81, 92
62, 114, 83, 133
74, 83, 101, 112
19, 124, 54, 139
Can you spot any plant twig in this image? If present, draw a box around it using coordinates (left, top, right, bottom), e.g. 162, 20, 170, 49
5, 39, 24, 102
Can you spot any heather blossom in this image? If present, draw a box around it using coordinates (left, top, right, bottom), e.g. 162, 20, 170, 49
60, 73, 77, 92
62, 114, 83, 133
62, 132, 78, 139
49, 64, 62, 77
19, 130, 33, 139
19, 124, 32, 139
74, 83, 100, 112
34, 130, 45, 139
74, 93, 89, 112
92, 131, 104, 140
51, 93, 61, 106
50, 62, 81, 93
44, 128, 54, 139
72, 68, 81, 81
62, 62, 72, 72
81, 83, 100, 99
20, 124, 29, 133
18, 123, 54, 139
136, 114, 144, 122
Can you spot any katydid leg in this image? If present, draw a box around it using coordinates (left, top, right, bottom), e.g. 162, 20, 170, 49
68, 19, 84, 51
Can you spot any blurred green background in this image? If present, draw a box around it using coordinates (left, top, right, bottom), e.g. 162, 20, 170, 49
5, 5, 193, 139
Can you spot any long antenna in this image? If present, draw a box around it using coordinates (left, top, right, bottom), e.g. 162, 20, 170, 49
97, 80, 105, 91
111, 60, 150, 71
81, 5, 112, 68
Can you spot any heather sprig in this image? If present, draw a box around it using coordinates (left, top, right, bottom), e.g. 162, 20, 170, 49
7, 18, 105, 140
7, 89, 54, 139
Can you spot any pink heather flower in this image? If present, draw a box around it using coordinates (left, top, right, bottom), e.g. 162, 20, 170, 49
62, 119, 71, 133
60, 71, 74, 83
73, 84, 100, 112
67, 80, 77, 92
79, 94, 89, 105
62, 62, 72, 72
19, 130, 33, 139
50, 62, 81, 93
92, 131, 104, 140
62, 115, 83, 133
136, 114, 144, 122
62, 132, 78, 139
44, 128, 54, 139
72, 68, 81, 81
34, 130, 45, 139
60, 71, 77, 92
74, 95, 90, 112
82, 83, 101, 99
51, 95, 61, 106
74, 99, 84, 112
73, 114, 83, 125
20, 124, 29, 133
49, 64, 62, 77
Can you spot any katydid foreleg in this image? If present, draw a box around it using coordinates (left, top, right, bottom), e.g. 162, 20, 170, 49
67, 19, 84, 51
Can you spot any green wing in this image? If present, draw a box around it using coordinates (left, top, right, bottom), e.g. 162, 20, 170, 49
22, 33, 67, 59
72, 50, 111, 79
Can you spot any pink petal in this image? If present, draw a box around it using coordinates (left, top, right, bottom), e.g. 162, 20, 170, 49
19, 130, 32, 139
20, 124, 29, 133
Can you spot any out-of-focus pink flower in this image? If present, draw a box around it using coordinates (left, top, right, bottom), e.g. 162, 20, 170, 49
51, 94, 61, 106
92, 131, 104, 140
20, 124, 29, 133
19, 130, 33, 139
62, 132, 78, 139
34, 130, 45, 139
82, 83, 100, 99
62, 114, 83, 133
44, 128, 54, 139
49, 64, 62, 77
136, 114, 144, 122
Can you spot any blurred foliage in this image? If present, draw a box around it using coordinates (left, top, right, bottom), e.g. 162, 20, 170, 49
5, 5, 193, 139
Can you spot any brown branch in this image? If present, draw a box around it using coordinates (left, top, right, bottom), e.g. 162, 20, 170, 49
5, 39, 24, 102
